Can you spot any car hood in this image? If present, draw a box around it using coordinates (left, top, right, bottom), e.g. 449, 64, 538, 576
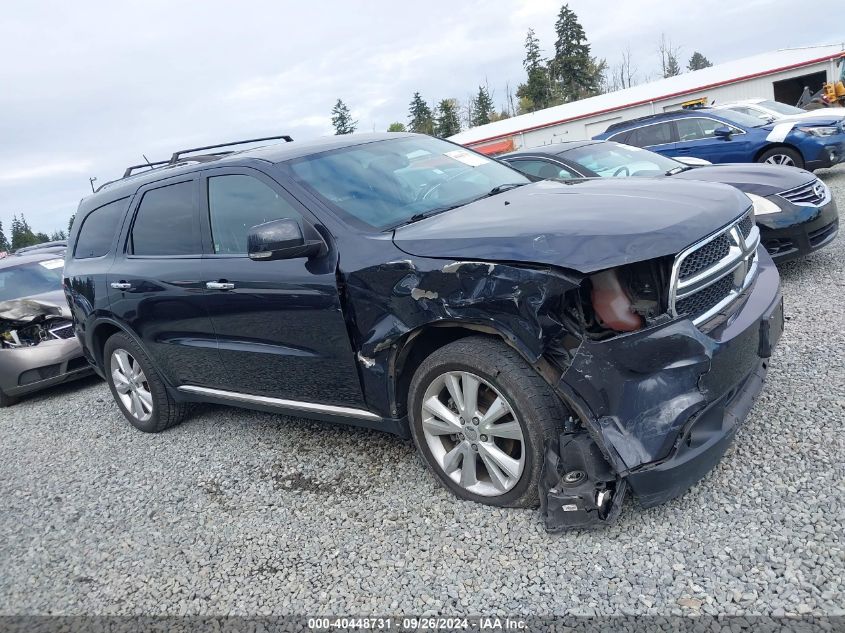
670, 163, 814, 196
392, 179, 751, 274
777, 112, 845, 124
0, 289, 70, 324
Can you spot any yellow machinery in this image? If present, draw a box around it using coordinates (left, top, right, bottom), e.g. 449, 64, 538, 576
821, 53, 845, 106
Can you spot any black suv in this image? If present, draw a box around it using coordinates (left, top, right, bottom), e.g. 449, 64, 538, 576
64, 133, 784, 530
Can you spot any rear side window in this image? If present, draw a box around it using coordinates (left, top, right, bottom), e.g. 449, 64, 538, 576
131, 181, 200, 256
73, 198, 127, 259
207, 174, 301, 254
626, 123, 674, 148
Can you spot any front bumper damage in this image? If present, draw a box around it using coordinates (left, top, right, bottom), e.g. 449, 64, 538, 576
541, 251, 783, 532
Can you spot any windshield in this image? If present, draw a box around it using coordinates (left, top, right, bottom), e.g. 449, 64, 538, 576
0, 259, 63, 302
706, 108, 767, 129
563, 142, 684, 177
287, 136, 529, 230
759, 100, 805, 116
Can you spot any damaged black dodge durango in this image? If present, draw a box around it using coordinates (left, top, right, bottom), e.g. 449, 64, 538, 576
64, 133, 784, 530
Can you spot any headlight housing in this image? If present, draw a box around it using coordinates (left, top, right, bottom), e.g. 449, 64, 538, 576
746, 193, 781, 215
798, 126, 838, 137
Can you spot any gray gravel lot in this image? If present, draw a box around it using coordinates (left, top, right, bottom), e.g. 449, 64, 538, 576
1, 167, 844, 618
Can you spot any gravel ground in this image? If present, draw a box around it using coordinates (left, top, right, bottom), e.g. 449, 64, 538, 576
1, 167, 844, 618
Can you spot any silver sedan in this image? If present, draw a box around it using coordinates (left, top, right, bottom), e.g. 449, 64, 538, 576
0, 253, 92, 406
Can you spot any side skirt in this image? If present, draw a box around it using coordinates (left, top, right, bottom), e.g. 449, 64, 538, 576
176, 385, 410, 438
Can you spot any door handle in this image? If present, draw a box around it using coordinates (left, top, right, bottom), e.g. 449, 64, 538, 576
110, 281, 132, 290
206, 281, 235, 290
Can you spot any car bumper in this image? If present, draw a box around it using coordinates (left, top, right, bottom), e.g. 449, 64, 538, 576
804, 138, 845, 170
759, 194, 839, 263
542, 248, 782, 531
0, 337, 92, 398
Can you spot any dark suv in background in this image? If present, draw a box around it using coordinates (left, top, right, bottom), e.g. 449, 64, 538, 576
64, 133, 783, 531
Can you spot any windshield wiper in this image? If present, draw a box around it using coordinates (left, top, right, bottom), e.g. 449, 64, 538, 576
666, 165, 692, 176
390, 183, 529, 230
488, 182, 529, 195
390, 205, 463, 229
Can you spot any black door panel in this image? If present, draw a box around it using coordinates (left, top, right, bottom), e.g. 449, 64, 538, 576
199, 167, 366, 407
107, 177, 223, 388
203, 260, 365, 406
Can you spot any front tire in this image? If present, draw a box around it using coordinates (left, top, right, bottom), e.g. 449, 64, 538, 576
758, 147, 804, 169
103, 332, 189, 432
408, 336, 565, 507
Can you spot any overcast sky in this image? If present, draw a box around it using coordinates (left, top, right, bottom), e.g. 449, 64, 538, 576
1, 0, 841, 235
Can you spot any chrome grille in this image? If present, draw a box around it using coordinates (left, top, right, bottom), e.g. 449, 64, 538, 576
670, 211, 760, 326
778, 179, 829, 206
675, 276, 733, 317
737, 211, 754, 238
678, 234, 730, 279
48, 320, 75, 340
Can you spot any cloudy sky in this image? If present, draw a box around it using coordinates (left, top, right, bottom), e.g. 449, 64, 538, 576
1, 0, 841, 235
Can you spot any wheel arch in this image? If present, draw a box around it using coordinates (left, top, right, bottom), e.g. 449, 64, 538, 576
389, 321, 559, 418
754, 142, 803, 164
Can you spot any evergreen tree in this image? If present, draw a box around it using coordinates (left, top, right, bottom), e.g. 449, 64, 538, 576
50, 230, 67, 241
470, 86, 495, 128
68, 214, 76, 234
523, 28, 543, 72
434, 99, 461, 138
408, 92, 434, 135
387, 122, 407, 132
330, 99, 357, 135
0, 220, 9, 251
549, 4, 601, 102
687, 51, 713, 71
35, 232, 50, 243
659, 34, 682, 78
516, 28, 554, 113
664, 53, 681, 77
10, 214, 39, 250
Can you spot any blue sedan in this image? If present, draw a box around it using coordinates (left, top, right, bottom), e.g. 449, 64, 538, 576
593, 107, 845, 171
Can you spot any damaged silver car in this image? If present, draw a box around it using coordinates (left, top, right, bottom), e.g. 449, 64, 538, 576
0, 254, 91, 406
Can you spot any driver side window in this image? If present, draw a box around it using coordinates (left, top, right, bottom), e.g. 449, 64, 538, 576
207, 174, 302, 255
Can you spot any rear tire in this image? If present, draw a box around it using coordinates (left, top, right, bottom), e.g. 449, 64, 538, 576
757, 147, 804, 169
103, 332, 190, 432
408, 336, 565, 508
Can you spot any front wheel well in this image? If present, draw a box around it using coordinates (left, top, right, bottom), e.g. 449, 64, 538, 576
392, 324, 549, 417
754, 143, 803, 163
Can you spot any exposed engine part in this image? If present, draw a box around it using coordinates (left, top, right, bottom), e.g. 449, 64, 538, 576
1, 319, 75, 349
0, 297, 73, 349
539, 432, 627, 532
589, 269, 643, 332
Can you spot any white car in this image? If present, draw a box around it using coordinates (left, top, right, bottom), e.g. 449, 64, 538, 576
713, 98, 845, 124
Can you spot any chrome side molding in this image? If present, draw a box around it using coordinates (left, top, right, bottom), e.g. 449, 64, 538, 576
177, 385, 381, 420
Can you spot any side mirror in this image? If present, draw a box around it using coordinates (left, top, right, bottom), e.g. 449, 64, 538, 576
713, 126, 733, 139
247, 218, 323, 261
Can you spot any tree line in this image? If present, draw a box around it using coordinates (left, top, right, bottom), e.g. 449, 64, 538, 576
330, 3, 713, 136
0, 214, 71, 252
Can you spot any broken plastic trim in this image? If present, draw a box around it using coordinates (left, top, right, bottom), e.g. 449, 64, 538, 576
539, 433, 627, 531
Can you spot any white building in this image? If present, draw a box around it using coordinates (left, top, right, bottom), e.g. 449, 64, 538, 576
449, 44, 845, 155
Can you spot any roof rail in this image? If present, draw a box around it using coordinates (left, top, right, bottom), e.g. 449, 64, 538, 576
168, 135, 293, 165
123, 159, 171, 178
105, 134, 295, 191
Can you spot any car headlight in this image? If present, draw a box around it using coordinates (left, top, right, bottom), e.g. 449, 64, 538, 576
746, 193, 781, 215
797, 126, 838, 137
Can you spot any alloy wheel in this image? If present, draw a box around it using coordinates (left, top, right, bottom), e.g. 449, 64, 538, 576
764, 154, 796, 167
420, 371, 525, 497
110, 349, 153, 422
